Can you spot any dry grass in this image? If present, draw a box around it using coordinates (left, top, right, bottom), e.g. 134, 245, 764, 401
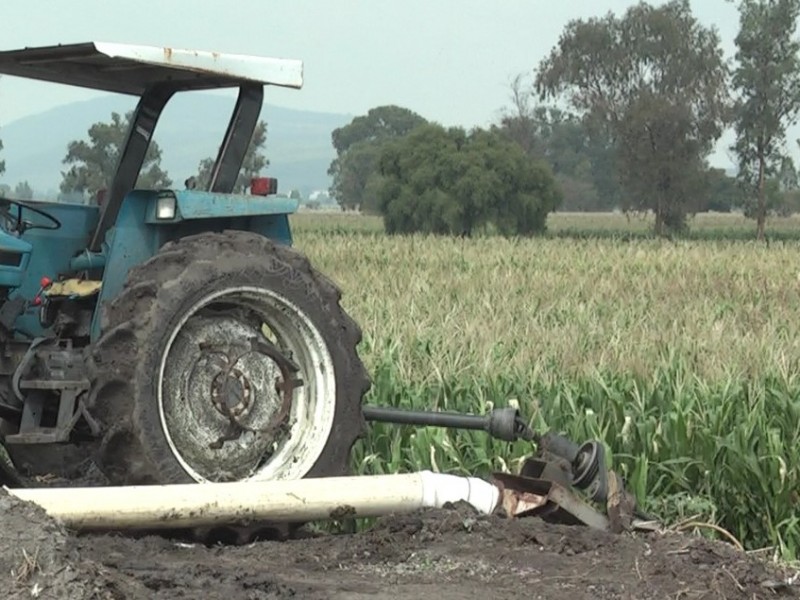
292, 212, 800, 381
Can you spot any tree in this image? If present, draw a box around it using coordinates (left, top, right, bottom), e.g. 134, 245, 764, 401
748, 156, 800, 216
498, 74, 540, 157
330, 141, 385, 212
535, 0, 730, 235
730, 0, 800, 240
13, 181, 33, 200
195, 120, 269, 193
375, 124, 561, 236
60, 112, 171, 198
328, 105, 427, 211
703, 168, 744, 212
616, 92, 712, 231
497, 90, 622, 212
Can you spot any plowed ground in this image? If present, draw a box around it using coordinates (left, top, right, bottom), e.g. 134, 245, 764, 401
2, 489, 797, 600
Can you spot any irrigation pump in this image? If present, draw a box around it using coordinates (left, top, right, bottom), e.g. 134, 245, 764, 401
362, 404, 650, 533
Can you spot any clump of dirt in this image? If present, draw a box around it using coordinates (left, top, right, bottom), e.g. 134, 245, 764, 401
2, 489, 797, 600
0, 488, 147, 599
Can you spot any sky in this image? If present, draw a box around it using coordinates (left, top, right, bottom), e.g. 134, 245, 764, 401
0, 0, 758, 170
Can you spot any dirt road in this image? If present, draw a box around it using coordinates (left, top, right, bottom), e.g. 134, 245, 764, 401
2, 488, 797, 600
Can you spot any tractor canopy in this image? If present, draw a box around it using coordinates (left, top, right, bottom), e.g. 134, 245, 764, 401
0, 41, 303, 94
0, 42, 303, 252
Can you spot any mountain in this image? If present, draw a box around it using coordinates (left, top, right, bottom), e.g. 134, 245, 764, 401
0, 93, 353, 198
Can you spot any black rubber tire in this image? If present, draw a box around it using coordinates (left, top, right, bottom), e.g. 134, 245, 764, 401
86, 230, 371, 486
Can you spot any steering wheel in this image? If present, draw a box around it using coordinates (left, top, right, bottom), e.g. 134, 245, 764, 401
0, 197, 61, 234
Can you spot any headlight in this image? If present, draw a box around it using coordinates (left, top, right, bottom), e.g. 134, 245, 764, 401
156, 195, 177, 220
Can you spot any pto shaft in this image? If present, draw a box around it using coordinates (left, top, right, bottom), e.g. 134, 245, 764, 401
362, 405, 534, 442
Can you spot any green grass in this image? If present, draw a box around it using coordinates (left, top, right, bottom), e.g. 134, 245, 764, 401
290, 211, 800, 559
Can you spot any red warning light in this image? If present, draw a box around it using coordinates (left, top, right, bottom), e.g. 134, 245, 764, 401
250, 177, 278, 196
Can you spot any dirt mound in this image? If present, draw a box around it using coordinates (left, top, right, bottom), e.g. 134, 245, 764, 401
1, 489, 797, 599
0, 488, 148, 599
58, 504, 797, 600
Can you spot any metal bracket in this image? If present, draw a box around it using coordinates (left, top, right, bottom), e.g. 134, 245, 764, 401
5, 390, 97, 445
6, 338, 99, 445
492, 471, 611, 530
494, 456, 646, 533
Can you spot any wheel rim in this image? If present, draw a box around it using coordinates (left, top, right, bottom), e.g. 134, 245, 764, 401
157, 286, 337, 483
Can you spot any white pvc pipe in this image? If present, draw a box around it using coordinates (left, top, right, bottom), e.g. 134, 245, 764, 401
4, 470, 500, 531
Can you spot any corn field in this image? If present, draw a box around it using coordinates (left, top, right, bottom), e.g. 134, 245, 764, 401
290, 211, 800, 560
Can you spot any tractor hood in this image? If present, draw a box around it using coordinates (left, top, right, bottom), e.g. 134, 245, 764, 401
0, 41, 303, 95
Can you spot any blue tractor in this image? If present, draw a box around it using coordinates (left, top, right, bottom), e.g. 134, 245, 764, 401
0, 42, 370, 489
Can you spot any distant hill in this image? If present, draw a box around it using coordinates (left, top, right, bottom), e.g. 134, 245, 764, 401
0, 93, 354, 198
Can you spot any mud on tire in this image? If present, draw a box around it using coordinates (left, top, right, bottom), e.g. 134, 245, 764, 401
86, 230, 371, 485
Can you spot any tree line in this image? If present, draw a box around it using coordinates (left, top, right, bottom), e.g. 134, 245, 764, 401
0, 1, 797, 239
329, 0, 800, 238
57, 112, 269, 201
0, 111, 270, 203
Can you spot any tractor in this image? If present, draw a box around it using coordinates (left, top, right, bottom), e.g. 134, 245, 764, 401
0, 42, 371, 488
0, 44, 647, 539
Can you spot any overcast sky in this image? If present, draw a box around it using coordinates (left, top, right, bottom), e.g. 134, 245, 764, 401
0, 0, 757, 169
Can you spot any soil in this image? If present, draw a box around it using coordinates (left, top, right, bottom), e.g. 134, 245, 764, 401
2, 489, 797, 600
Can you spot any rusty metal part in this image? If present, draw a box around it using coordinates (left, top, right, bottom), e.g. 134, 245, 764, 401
517, 455, 644, 532
492, 471, 611, 530
519, 455, 573, 488
203, 337, 302, 450
529, 433, 611, 505
210, 367, 253, 418
605, 469, 637, 533
495, 478, 548, 516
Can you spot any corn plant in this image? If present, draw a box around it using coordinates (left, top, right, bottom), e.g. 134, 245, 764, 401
291, 211, 800, 559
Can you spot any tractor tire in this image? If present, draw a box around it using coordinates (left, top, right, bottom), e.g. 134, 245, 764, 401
86, 230, 370, 487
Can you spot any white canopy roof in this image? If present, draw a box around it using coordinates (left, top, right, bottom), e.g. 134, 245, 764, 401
0, 41, 303, 95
